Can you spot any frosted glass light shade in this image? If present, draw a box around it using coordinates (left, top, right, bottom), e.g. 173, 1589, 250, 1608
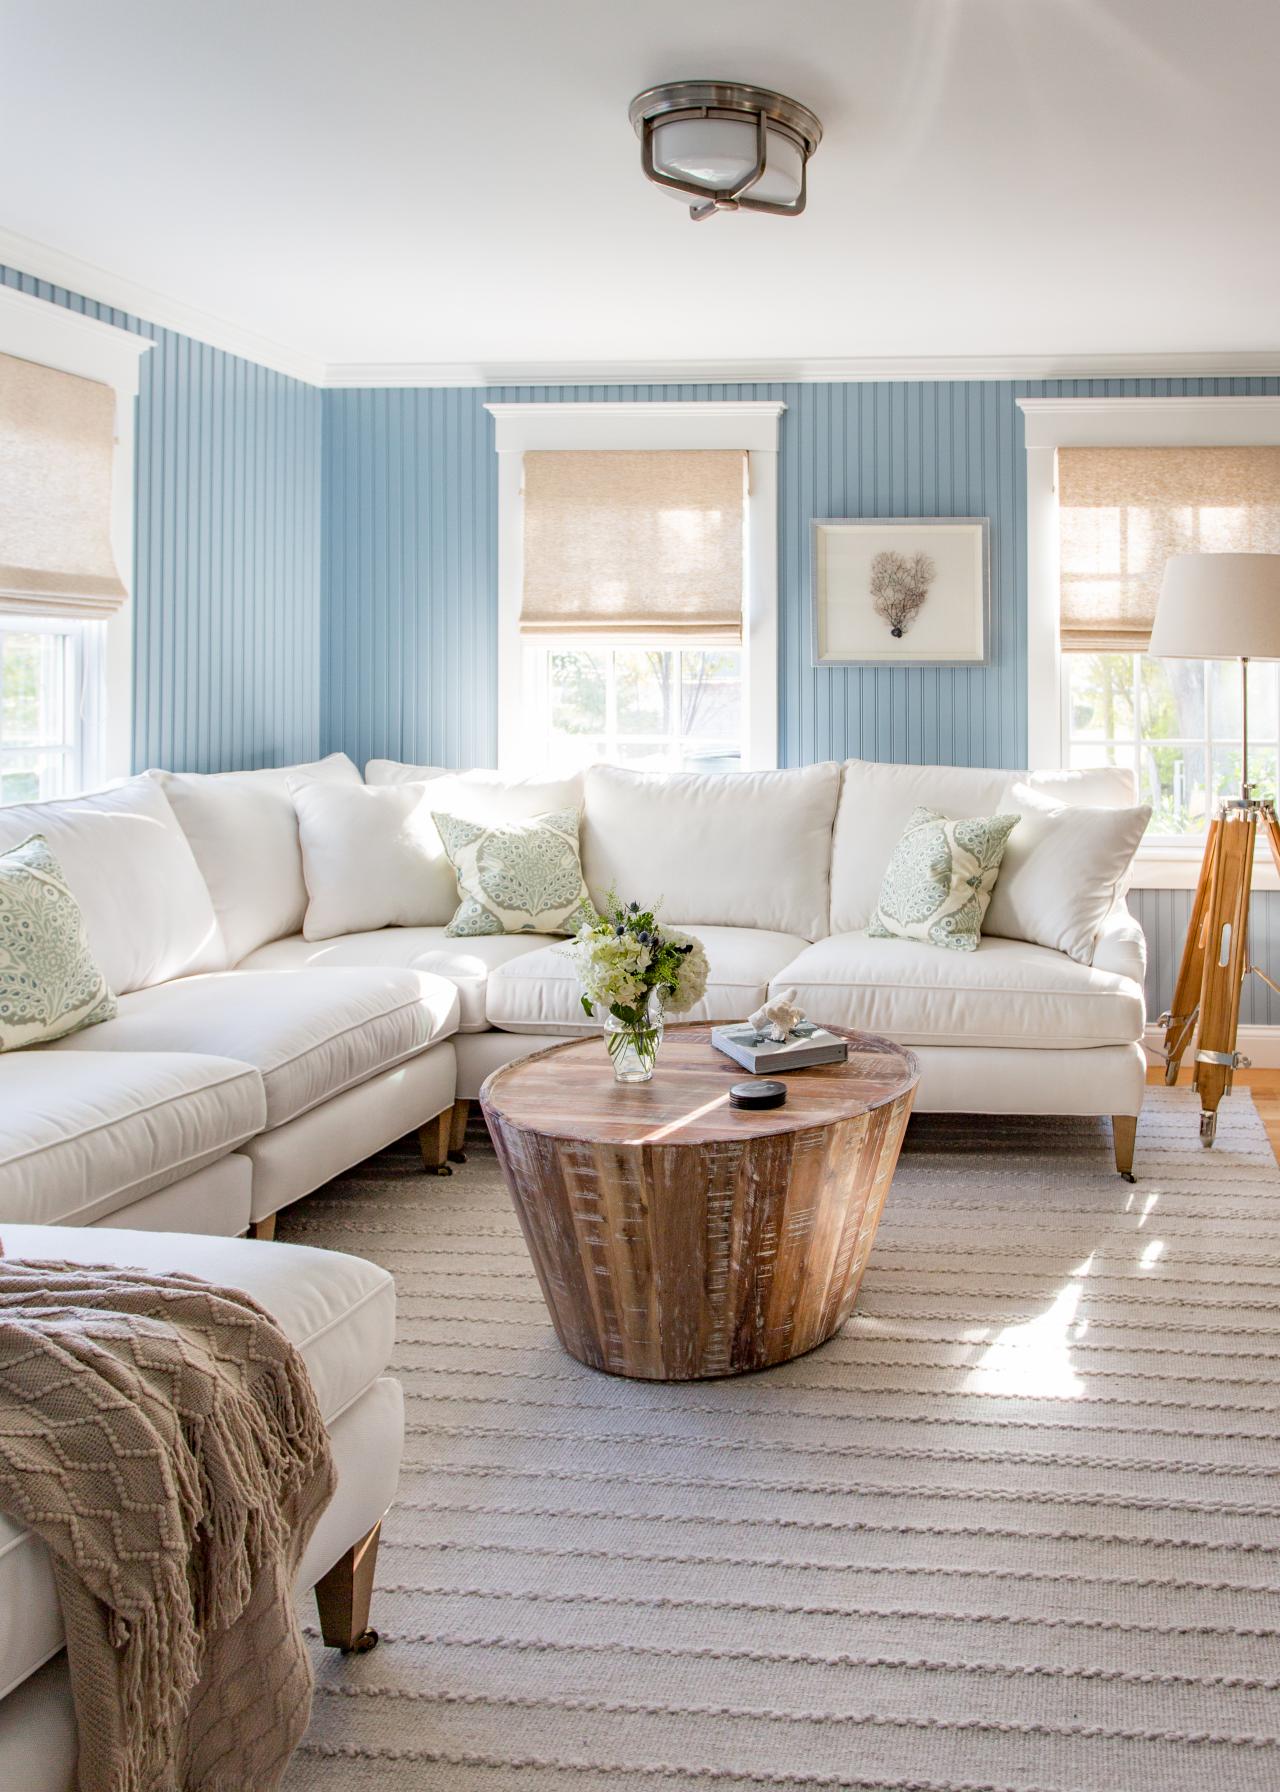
650, 119, 804, 206
1150, 553, 1280, 660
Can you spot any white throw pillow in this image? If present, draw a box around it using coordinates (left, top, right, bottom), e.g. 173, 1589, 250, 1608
0, 776, 222, 994
582, 762, 841, 940
291, 781, 448, 940
983, 783, 1152, 964
151, 753, 362, 963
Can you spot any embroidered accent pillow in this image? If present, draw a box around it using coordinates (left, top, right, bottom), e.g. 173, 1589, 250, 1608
869, 806, 1020, 953
434, 808, 597, 938
0, 834, 117, 1049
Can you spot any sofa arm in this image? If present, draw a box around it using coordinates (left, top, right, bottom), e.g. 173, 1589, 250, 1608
1091, 901, 1147, 986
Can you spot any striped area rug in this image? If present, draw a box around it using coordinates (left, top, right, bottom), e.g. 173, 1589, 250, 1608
280, 1087, 1280, 1792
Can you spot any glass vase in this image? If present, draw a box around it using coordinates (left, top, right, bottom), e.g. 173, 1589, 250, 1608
602, 992, 665, 1084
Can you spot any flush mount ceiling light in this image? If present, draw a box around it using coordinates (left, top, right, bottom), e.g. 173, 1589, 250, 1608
629, 81, 822, 221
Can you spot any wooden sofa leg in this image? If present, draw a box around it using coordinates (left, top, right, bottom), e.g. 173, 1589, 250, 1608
448, 1097, 470, 1164
314, 1518, 381, 1654
1112, 1115, 1137, 1184
418, 1109, 453, 1177
247, 1214, 277, 1241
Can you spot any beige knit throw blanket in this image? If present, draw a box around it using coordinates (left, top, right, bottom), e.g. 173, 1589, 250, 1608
0, 1259, 337, 1792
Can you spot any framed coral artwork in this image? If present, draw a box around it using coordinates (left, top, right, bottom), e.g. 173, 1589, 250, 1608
811, 517, 990, 666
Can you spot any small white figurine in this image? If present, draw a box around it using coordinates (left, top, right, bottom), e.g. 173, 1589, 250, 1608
748, 991, 805, 1043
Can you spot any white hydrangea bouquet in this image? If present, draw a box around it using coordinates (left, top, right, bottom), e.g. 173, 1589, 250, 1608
564, 895, 709, 1084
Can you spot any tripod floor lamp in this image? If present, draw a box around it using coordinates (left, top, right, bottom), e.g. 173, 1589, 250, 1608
1153, 552, 1280, 1144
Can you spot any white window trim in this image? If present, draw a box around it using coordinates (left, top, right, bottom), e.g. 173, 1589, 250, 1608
485, 400, 784, 773
1018, 395, 1280, 891
0, 283, 153, 786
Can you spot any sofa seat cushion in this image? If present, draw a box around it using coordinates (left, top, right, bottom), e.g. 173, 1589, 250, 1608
775, 931, 1145, 1050
485, 925, 811, 1036
45, 968, 459, 1129
0, 1051, 265, 1227
238, 929, 552, 1032
0, 1225, 394, 1702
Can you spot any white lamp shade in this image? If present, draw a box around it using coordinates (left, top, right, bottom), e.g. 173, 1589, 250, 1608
650, 118, 804, 206
1149, 553, 1280, 661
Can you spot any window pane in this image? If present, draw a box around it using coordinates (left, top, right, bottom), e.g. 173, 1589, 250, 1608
3, 630, 68, 746
1212, 744, 1277, 807
681, 651, 741, 744
548, 650, 607, 736
1067, 741, 1130, 770
1210, 658, 1278, 742
1140, 656, 1204, 743
1065, 652, 1135, 741
1141, 742, 1206, 834
615, 650, 673, 737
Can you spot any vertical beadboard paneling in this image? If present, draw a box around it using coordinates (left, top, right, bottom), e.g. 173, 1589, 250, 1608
0, 264, 322, 772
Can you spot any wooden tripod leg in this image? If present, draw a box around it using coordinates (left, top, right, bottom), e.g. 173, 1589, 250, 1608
314, 1519, 381, 1654
448, 1098, 470, 1164
1161, 818, 1218, 1083
1192, 810, 1255, 1146
1264, 806, 1280, 882
418, 1109, 453, 1177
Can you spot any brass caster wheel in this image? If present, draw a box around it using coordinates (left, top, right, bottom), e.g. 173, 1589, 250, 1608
342, 1628, 379, 1655
1199, 1109, 1218, 1147
1119, 1170, 1136, 1184
433, 1163, 453, 1178
447, 1148, 467, 1165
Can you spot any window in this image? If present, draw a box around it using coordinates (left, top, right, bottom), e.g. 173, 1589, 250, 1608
1064, 652, 1278, 836
1025, 423, 1280, 849
0, 615, 103, 802
489, 402, 783, 774
0, 285, 152, 791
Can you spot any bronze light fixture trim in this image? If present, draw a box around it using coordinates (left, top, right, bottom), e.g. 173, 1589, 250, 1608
629, 80, 823, 220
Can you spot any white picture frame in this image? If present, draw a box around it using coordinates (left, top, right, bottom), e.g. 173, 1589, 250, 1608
811, 517, 991, 666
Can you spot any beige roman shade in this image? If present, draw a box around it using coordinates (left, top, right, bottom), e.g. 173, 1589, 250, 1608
520, 449, 745, 638
1058, 445, 1280, 651
0, 350, 127, 618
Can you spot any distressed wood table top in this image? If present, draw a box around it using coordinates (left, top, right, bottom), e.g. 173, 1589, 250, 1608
481, 1023, 919, 1147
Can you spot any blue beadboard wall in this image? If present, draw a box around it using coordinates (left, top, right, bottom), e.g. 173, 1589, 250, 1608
1, 265, 322, 772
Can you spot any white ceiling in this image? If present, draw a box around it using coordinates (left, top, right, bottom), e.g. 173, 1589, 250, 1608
1, 0, 1277, 380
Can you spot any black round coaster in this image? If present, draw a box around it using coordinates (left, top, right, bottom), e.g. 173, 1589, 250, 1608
729, 1079, 787, 1110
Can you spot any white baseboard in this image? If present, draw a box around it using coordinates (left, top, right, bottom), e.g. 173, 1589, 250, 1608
1143, 1022, 1280, 1070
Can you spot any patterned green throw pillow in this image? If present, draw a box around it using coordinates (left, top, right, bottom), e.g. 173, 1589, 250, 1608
0, 834, 117, 1049
433, 807, 597, 938
869, 805, 1020, 953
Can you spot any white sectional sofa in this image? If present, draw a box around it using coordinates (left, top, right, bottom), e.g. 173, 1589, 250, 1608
0, 749, 1148, 1249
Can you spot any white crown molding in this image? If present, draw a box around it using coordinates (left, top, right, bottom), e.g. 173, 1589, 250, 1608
0, 226, 325, 386
3, 226, 1279, 391
326, 350, 1280, 389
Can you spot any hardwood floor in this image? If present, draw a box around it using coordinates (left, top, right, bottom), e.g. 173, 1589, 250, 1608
1147, 1064, 1280, 1165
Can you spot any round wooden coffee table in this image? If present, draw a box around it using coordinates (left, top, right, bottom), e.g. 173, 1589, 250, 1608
480, 1023, 918, 1381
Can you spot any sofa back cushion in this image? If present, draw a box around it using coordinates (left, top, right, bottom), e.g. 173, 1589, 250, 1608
150, 753, 362, 963
0, 776, 222, 994
582, 763, 841, 940
830, 759, 1138, 933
